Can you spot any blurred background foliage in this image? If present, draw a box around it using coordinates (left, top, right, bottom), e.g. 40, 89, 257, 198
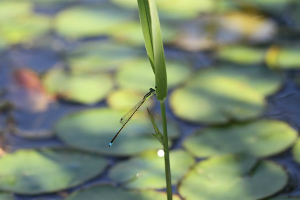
0, 0, 300, 199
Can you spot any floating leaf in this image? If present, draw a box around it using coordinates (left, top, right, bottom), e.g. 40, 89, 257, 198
176, 11, 276, 51
110, 21, 179, 46
292, 139, 300, 164
266, 46, 300, 69
0, 149, 108, 195
55, 5, 135, 39
116, 58, 192, 92
43, 67, 113, 104
0, 192, 13, 200
183, 120, 297, 158
65, 184, 181, 200
0, 0, 32, 20
107, 89, 155, 111
170, 65, 282, 124
112, 0, 234, 19
55, 108, 179, 156
217, 45, 266, 65
109, 150, 194, 189
179, 154, 288, 200
66, 41, 141, 74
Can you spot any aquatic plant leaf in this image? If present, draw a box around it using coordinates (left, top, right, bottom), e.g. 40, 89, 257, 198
109, 150, 194, 189
55, 108, 179, 156
184, 120, 297, 158
55, 5, 134, 39
217, 45, 266, 65
43, 67, 113, 104
179, 154, 288, 200
65, 185, 181, 200
66, 41, 141, 74
170, 65, 282, 124
107, 89, 155, 111
0, 149, 108, 195
116, 58, 192, 92
0, 192, 13, 200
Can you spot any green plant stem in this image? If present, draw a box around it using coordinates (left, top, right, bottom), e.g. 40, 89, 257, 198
160, 100, 172, 200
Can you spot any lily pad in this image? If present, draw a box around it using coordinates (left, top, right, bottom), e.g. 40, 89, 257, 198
0, 14, 51, 45
0, 193, 13, 200
266, 46, 300, 69
0, 1, 32, 20
55, 108, 180, 156
43, 67, 113, 104
176, 11, 276, 51
116, 58, 192, 92
292, 139, 300, 164
107, 89, 155, 111
55, 5, 135, 39
217, 45, 266, 65
170, 65, 282, 124
0, 149, 108, 195
65, 185, 181, 200
110, 21, 179, 46
179, 154, 288, 200
109, 150, 194, 189
183, 120, 297, 158
66, 41, 141, 74
111, 0, 234, 19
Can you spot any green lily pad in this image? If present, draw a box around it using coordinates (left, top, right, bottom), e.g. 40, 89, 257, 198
111, 0, 234, 19
66, 41, 141, 74
0, 149, 108, 195
110, 21, 179, 46
179, 154, 288, 200
65, 185, 181, 200
0, 193, 13, 200
217, 45, 266, 65
107, 89, 155, 111
55, 5, 135, 39
116, 58, 192, 92
0, 1, 32, 20
55, 108, 179, 156
0, 14, 51, 45
109, 150, 194, 189
266, 46, 300, 69
170, 65, 282, 124
183, 120, 297, 158
43, 67, 113, 104
292, 139, 300, 164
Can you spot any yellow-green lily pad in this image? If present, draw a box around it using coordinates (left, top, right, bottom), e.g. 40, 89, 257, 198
65, 185, 181, 200
179, 154, 288, 200
266, 46, 300, 69
183, 120, 297, 158
110, 21, 179, 46
107, 89, 155, 111
111, 0, 234, 19
109, 150, 194, 189
0, 149, 108, 195
217, 45, 266, 65
66, 41, 141, 74
0, 193, 13, 200
55, 5, 135, 39
170, 65, 282, 124
55, 108, 180, 156
116, 58, 192, 92
292, 139, 300, 164
0, 0, 32, 20
43, 67, 113, 104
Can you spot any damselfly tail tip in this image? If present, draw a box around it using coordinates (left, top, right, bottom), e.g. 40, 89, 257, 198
109, 142, 113, 147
